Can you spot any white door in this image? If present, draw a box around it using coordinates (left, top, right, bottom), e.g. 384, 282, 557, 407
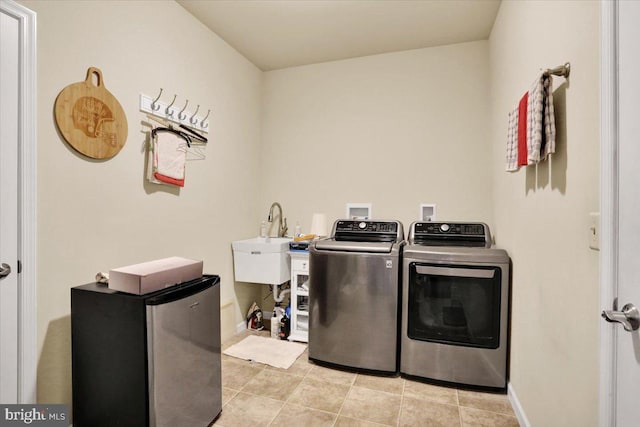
600, 1, 640, 426
0, 5, 21, 404
0, 0, 37, 404
614, 0, 640, 423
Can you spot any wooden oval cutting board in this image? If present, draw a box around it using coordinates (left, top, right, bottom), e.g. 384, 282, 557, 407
54, 67, 127, 159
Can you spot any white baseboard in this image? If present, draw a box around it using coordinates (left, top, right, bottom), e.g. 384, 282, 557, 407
220, 301, 237, 343
508, 382, 531, 427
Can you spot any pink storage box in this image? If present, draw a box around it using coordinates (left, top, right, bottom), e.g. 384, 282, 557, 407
108, 256, 203, 295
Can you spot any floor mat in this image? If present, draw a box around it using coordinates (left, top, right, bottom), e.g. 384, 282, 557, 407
223, 335, 307, 369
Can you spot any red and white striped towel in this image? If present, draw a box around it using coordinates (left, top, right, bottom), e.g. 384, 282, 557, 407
506, 73, 556, 172
506, 106, 519, 171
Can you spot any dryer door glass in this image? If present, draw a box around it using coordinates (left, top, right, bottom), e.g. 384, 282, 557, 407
407, 263, 501, 349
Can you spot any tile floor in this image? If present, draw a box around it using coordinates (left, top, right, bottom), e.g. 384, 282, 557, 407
215, 330, 520, 427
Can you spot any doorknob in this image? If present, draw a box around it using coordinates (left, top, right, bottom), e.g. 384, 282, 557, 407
602, 303, 640, 331
0, 263, 11, 279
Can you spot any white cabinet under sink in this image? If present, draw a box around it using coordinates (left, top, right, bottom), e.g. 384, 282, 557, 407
288, 251, 309, 343
231, 237, 292, 284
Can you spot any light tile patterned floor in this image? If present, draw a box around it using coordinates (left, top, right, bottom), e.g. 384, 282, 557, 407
215, 330, 520, 427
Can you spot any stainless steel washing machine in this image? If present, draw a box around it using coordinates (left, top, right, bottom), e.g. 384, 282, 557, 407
400, 222, 510, 390
309, 219, 404, 374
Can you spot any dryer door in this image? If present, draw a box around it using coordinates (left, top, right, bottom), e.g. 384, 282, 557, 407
407, 263, 502, 349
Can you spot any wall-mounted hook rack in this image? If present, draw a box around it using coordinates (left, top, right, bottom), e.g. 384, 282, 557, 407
139, 90, 210, 133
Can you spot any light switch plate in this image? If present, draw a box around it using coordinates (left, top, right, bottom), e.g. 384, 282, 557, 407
589, 212, 600, 250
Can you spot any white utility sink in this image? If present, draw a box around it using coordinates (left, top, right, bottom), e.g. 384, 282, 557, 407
232, 237, 292, 285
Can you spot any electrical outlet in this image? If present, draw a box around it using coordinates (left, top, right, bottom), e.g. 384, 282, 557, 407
589, 212, 600, 250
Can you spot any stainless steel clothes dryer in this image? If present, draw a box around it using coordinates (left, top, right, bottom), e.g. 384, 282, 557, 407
309, 220, 404, 374
401, 222, 510, 390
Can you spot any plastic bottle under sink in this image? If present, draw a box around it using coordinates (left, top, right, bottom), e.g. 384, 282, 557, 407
271, 306, 284, 339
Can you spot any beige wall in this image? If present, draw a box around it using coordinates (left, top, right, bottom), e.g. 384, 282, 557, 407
18, 0, 601, 422
489, 1, 600, 426
19, 0, 263, 405
260, 41, 492, 236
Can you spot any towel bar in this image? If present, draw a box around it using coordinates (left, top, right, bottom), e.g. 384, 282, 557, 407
545, 62, 571, 78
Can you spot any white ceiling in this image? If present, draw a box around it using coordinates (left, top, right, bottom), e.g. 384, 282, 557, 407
177, 0, 501, 71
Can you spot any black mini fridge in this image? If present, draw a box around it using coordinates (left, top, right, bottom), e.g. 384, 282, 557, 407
71, 275, 222, 427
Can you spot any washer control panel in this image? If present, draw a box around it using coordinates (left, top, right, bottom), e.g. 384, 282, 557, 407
336, 220, 398, 234
333, 220, 404, 243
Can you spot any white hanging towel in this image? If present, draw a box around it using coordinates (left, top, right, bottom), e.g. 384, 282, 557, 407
505, 73, 556, 171
527, 73, 556, 164
147, 130, 188, 187
155, 131, 186, 179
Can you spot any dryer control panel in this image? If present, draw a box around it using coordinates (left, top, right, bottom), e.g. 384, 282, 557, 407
411, 222, 491, 247
415, 222, 485, 236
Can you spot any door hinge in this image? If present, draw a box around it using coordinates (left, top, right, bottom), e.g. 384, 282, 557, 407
18, 260, 22, 274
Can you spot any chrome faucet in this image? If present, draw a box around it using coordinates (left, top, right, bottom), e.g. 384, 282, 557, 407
268, 202, 288, 237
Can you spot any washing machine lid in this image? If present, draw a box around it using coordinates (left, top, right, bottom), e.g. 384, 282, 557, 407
311, 219, 404, 253
312, 239, 394, 253
403, 245, 510, 264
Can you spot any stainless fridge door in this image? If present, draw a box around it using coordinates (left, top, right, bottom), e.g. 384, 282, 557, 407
146, 281, 221, 426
